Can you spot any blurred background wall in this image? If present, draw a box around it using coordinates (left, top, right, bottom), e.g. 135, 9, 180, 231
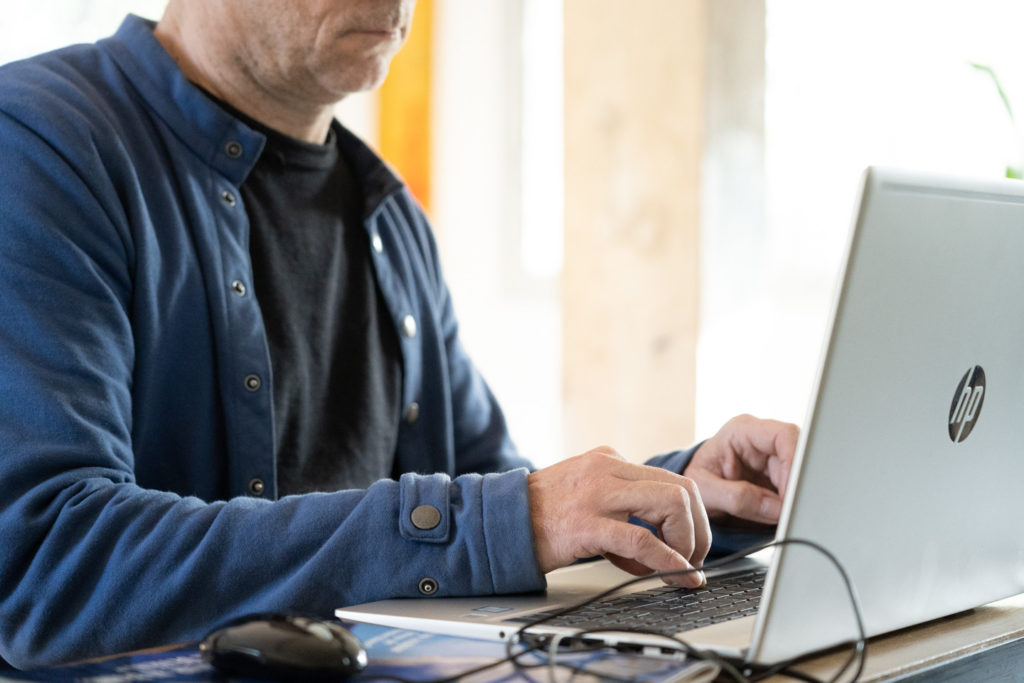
5, 0, 1024, 466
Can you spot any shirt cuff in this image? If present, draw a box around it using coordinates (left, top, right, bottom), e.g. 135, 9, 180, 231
480, 467, 546, 594
644, 441, 705, 475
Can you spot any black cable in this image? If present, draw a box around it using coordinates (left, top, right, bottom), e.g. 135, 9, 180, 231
668, 538, 867, 683
358, 640, 545, 683
359, 537, 867, 683
743, 638, 863, 682
506, 538, 867, 683
554, 625, 748, 681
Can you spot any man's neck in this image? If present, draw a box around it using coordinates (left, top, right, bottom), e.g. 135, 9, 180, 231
153, 14, 335, 144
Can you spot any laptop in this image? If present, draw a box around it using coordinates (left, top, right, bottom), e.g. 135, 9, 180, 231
338, 167, 1024, 665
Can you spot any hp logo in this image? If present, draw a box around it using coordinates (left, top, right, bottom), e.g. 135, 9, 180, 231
948, 366, 986, 443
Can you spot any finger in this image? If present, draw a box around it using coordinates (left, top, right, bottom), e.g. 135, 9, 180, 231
766, 455, 792, 500
698, 474, 783, 524
604, 480, 710, 566
727, 417, 799, 496
591, 519, 705, 588
603, 457, 702, 488
604, 553, 656, 577
763, 422, 798, 497
654, 480, 712, 568
687, 480, 712, 566
604, 553, 708, 587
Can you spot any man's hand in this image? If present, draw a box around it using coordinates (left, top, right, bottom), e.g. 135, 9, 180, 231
527, 447, 710, 587
684, 415, 799, 526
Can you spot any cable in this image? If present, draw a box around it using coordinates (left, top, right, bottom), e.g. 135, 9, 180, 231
507, 538, 867, 683
359, 640, 546, 683
360, 537, 866, 683
551, 625, 747, 681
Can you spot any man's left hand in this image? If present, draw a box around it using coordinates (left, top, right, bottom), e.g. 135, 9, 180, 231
683, 415, 799, 526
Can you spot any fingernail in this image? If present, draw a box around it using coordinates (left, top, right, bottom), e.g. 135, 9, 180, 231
761, 497, 781, 520
675, 569, 704, 588
685, 572, 705, 588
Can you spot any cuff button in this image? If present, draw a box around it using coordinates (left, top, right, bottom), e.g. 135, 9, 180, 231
411, 504, 441, 530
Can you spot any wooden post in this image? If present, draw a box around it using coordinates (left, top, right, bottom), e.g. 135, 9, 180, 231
562, 0, 705, 461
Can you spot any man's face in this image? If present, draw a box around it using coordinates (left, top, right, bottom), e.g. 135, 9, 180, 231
222, 0, 417, 104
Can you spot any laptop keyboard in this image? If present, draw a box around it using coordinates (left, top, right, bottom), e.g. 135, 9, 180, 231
505, 566, 766, 636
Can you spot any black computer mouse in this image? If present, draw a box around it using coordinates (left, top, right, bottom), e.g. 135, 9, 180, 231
200, 613, 368, 681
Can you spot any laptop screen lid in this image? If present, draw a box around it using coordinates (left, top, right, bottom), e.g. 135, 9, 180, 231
749, 167, 1024, 663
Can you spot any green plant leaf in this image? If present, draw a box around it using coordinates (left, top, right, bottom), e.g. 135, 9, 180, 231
971, 61, 1016, 125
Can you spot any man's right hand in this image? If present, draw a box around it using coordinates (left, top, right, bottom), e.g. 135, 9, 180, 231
526, 447, 711, 588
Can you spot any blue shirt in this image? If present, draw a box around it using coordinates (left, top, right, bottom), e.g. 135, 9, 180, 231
0, 16, 696, 668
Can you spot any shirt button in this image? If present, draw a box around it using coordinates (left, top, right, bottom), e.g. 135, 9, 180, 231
418, 577, 439, 595
404, 402, 420, 424
401, 315, 417, 338
371, 233, 384, 253
410, 504, 441, 530
221, 190, 237, 207
231, 280, 247, 297
244, 374, 261, 391
225, 140, 244, 159
248, 478, 265, 496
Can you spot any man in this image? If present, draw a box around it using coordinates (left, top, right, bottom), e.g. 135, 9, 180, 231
0, 0, 797, 669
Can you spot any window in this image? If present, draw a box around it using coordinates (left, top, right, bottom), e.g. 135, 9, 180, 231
1, 2, 166, 65
697, 0, 1024, 435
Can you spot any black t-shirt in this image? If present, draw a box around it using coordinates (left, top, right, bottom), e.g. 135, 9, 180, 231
226, 108, 403, 495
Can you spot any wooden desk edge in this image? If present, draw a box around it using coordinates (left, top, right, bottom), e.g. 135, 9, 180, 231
787, 594, 1024, 681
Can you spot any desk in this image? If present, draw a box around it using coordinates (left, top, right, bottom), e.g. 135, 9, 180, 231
785, 594, 1024, 682
8, 595, 1024, 682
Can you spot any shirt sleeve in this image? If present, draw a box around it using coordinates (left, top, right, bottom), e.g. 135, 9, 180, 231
0, 102, 544, 670
644, 443, 702, 474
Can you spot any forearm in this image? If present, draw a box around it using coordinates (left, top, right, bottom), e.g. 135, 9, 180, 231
0, 468, 544, 668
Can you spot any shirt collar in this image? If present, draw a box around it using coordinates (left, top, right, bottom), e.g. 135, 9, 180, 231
98, 14, 405, 209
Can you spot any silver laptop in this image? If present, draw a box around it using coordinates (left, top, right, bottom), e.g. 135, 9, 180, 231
338, 167, 1024, 665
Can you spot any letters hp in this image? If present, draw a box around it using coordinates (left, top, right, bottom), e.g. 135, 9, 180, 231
948, 366, 985, 443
